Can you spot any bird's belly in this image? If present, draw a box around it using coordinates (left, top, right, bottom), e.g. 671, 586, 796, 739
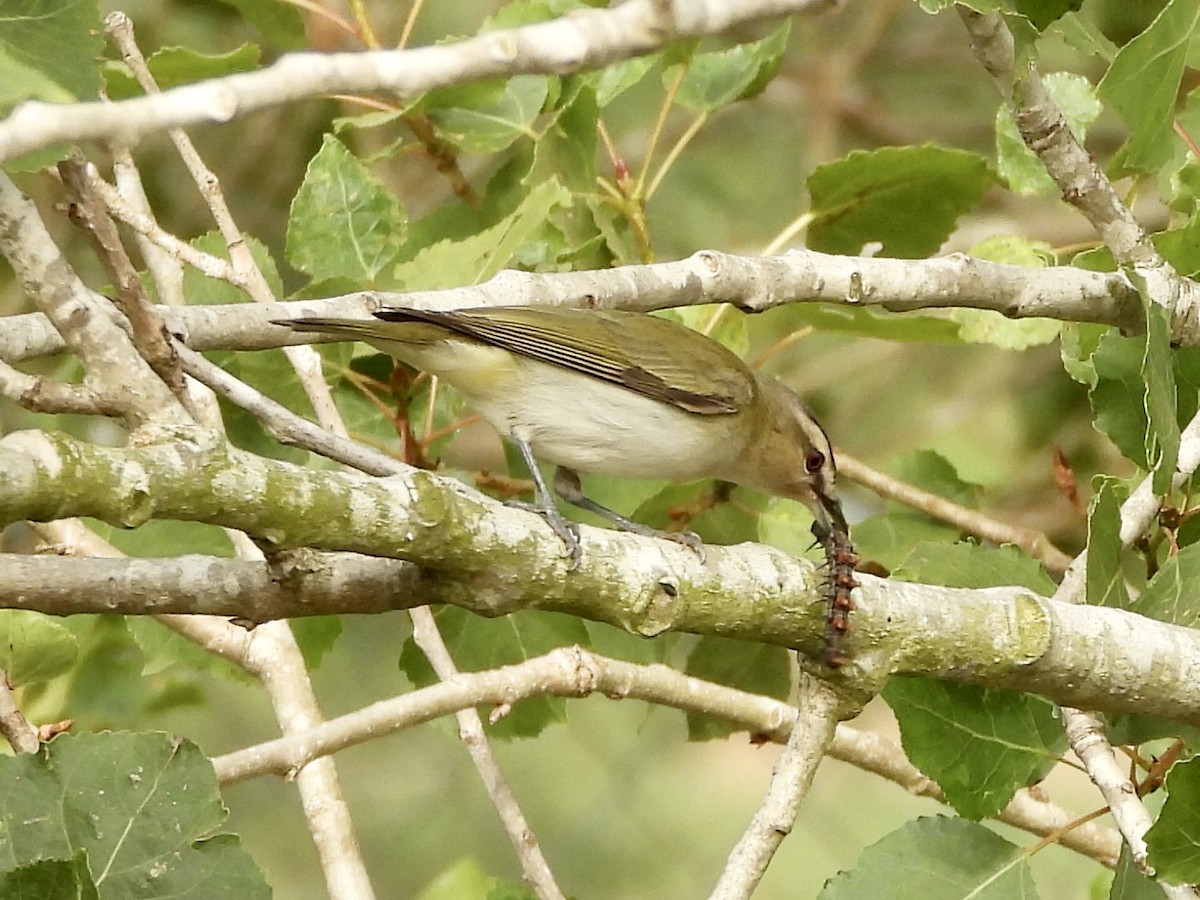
472, 367, 739, 481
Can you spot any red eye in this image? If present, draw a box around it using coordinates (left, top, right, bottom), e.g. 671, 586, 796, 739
805, 450, 825, 473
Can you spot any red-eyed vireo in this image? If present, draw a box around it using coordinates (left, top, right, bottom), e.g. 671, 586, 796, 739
273, 306, 848, 564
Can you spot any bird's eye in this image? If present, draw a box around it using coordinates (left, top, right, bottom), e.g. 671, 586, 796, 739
805, 450, 825, 473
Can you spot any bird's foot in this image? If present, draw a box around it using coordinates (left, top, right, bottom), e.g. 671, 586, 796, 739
659, 529, 706, 563
506, 498, 583, 568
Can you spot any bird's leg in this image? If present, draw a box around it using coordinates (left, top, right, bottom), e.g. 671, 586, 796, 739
553, 467, 706, 561
504, 438, 583, 566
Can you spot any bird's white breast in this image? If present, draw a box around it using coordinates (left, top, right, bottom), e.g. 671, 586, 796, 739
469, 358, 741, 481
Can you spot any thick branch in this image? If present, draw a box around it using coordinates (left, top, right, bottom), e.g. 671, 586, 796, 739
4, 431, 1200, 726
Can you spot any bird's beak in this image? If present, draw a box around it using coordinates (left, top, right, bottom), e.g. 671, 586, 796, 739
811, 487, 849, 540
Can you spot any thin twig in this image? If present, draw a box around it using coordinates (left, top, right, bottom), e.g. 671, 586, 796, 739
105, 12, 351, 439
708, 672, 841, 899
837, 452, 1074, 574
175, 343, 409, 477
0, 358, 120, 416
0, 668, 40, 755
0, 171, 190, 429
205, 644, 1119, 866
56, 157, 197, 416
410, 606, 566, 900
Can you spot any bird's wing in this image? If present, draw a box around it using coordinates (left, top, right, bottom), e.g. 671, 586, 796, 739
373, 307, 755, 415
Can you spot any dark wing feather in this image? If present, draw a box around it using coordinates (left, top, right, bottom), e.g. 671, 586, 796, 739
373, 307, 754, 415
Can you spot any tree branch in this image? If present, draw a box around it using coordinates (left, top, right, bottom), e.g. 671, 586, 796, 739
0, 0, 836, 164
837, 452, 1073, 574
210, 645, 1120, 865
0, 172, 190, 429
957, 6, 1200, 344
5, 432, 1200, 726
710, 672, 841, 899
0, 668, 40, 755
0, 250, 1146, 367
959, 11, 1200, 891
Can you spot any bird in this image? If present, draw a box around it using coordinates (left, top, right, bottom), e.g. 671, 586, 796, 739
272, 306, 849, 566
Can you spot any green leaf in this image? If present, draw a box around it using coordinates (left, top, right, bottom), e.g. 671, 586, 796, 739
970, 235, 1057, 268
758, 497, 829, 560
1059, 321, 1107, 388
1134, 543, 1200, 626
683, 486, 766, 545
788, 304, 964, 343
590, 55, 659, 107
213, 0, 306, 49
482, 0, 576, 30
1085, 307, 1200, 477
0, 0, 103, 109
672, 22, 790, 112
818, 816, 1037, 899
125, 617, 247, 683
996, 72, 1101, 196
1073, 215, 1200, 277
0, 611, 77, 686
1098, 0, 1200, 173
889, 450, 984, 510
424, 75, 549, 154
104, 44, 261, 101
883, 677, 1065, 819
851, 511, 961, 572
391, 177, 571, 290
1103, 710, 1200, 750
888, 543, 1063, 819
399, 608, 589, 739
849, 452, 982, 570
0, 851, 97, 900
290, 616, 344, 669
1085, 476, 1130, 609
1108, 845, 1160, 900
807, 146, 994, 258
1048, 12, 1117, 62
0, 732, 270, 896
1015, 0, 1083, 31
1165, 101, 1200, 220
1146, 757, 1200, 884
86, 518, 233, 558
184, 230, 285, 303
63, 617, 147, 727
684, 636, 790, 740
660, 305, 749, 359
287, 135, 408, 285
1141, 300, 1180, 494
893, 542, 1055, 594
417, 858, 494, 900
1089, 329, 1152, 468
522, 81, 614, 268
0, 47, 75, 109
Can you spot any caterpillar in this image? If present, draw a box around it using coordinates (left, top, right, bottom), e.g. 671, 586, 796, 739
815, 526, 859, 668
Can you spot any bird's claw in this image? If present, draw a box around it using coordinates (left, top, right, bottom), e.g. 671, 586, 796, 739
506, 498, 584, 568
668, 530, 706, 563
